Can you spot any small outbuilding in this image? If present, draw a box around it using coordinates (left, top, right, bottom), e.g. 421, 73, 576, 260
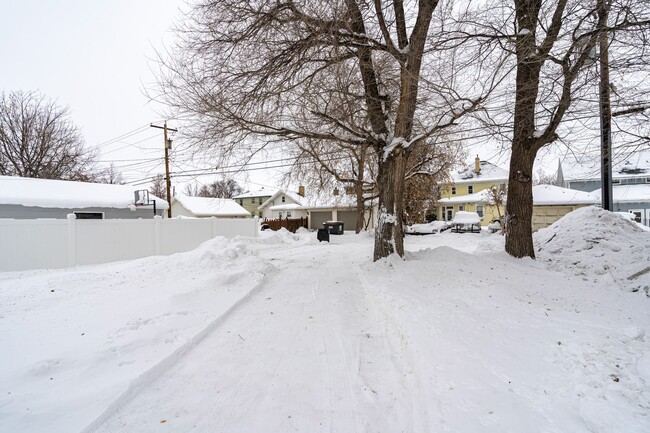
0, 175, 167, 219
171, 194, 251, 218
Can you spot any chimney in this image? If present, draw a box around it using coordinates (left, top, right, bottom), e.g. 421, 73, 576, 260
298, 185, 305, 197
475, 155, 481, 174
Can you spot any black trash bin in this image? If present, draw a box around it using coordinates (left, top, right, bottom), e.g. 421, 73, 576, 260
323, 221, 344, 235
317, 228, 330, 242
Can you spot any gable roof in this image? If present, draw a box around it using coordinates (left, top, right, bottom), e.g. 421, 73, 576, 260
450, 161, 509, 184
0, 175, 169, 210
532, 185, 597, 205
259, 190, 304, 209
232, 187, 277, 200
173, 194, 250, 217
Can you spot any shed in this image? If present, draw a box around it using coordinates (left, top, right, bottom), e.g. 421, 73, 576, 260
0, 175, 167, 219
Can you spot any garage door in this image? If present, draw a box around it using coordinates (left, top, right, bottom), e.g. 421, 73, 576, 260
532, 206, 575, 231
338, 211, 358, 231
309, 211, 331, 230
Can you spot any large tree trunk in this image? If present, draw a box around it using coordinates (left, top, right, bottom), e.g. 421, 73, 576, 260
505, 146, 535, 258
374, 154, 398, 260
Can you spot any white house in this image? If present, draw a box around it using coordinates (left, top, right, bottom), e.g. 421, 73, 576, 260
171, 194, 251, 218
258, 190, 307, 219
0, 175, 167, 219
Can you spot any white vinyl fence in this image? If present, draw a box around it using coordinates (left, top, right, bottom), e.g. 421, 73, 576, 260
0, 217, 259, 272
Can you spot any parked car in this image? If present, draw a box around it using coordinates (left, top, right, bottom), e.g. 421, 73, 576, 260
405, 220, 450, 235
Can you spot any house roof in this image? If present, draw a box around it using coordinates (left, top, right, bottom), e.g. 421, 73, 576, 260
0, 175, 169, 210
590, 184, 650, 203
173, 194, 250, 217
562, 149, 650, 181
232, 188, 277, 199
259, 190, 304, 209
438, 184, 597, 206
532, 184, 597, 205
450, 161, 509, 184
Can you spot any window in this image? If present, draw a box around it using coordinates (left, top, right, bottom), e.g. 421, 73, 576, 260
645, 178, 650, 184
451, 186, 456, 195
74, 212, 103, 219
613, 179, 621, 185
281, 195, 286, 203
467, 185, 474, 194
239, 199, 243, 205
287, 211, 292, 217
278, 211, 283, 218
476, 205, 484, 218
259, 197, 263, 204
458, 205, 464, 211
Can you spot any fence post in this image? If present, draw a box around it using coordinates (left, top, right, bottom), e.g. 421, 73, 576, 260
154, 215, 162, 255
67, 213, 76, 267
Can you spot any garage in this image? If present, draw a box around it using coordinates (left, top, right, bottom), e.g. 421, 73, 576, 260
337, 210, 358, 230
532, 205, 576, 232
308, 211, 331, 230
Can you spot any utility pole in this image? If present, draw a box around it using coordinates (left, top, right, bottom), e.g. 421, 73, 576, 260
598, 0, 613, 211
150, 122, 178, 218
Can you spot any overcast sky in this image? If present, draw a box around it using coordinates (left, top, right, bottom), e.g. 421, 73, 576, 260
1, 1, 567, 194
0, 0, 246, 190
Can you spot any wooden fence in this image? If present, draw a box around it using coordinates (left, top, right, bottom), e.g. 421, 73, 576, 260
262, 217, 309, 233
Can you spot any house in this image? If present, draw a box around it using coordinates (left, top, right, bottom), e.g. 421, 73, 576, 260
233, 188, 276, 218
0, 175, 167, 219
559, 150, 650, 226
171, 194, 251, 218
530, 185, 597, 231
258, 189, 307, 219
437, 156, 509, 222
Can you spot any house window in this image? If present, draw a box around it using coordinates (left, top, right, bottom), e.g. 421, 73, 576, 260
645, 178, 650, 184
278, 211, 283, 218
458, 205, 464, 211
613, 179, 621, 185
468, 185, 474, 194
287, 211, 292, 217
259, 197, 263, 204
74, 212, 103, 219
451, 186, 456, 195
476, 205, 484, 218
282, 195, 286, 203
239, 199, 243, 205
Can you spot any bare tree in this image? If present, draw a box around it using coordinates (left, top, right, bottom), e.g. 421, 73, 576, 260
149, 174, 167, 199
0, 90, 96, 180
96, 163, 124, 185
153, 0, 501, 260
502, 0, 650, 258
198, 179, 244, 198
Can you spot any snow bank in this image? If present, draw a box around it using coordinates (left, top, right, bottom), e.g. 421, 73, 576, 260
535, 206, 650, 294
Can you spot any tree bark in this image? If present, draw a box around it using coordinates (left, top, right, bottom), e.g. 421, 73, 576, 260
505, 147, 535, 258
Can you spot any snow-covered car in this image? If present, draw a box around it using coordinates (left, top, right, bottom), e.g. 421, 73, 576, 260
405, 220, 449, 235
450, 211, 482, 233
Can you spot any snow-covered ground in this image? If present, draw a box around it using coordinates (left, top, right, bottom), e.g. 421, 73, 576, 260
1, 207, 649, 433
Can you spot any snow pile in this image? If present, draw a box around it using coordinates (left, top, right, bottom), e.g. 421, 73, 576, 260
535, 206, 650, 294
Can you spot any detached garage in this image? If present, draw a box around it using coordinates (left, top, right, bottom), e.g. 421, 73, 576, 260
531, 185, 597, 231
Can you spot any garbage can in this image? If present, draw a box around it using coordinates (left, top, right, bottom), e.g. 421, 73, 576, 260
323, 221, 344, 235
317, 228, 330, 242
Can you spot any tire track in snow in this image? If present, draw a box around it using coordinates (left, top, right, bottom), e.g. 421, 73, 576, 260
84, 244, 377, 433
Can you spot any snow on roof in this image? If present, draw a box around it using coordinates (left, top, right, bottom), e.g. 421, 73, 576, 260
259, 190, 304, 209
450, 161, 509, 184
438, 189, 492, 204
173, 194, 250, 217
232, 188, 277, 199
562, 149, 650, 181
0, 175, 169, 210
439, 184, 596, 206
590, 184, 650, 203
269, 203, 304, 211
532, 184, 598, 205
451, 211, 481, 224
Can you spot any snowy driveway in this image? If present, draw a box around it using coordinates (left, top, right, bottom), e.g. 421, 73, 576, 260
1, 227, 649, 433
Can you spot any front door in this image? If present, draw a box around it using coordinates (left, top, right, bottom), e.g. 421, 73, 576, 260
445, 207, 453, 221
